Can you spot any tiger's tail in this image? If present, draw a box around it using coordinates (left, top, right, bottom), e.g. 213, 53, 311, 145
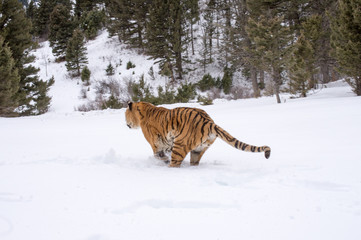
212, 124, 271, 159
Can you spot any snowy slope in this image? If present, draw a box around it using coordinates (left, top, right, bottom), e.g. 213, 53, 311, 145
32, 31, 163, 113
1, 79, 361, 240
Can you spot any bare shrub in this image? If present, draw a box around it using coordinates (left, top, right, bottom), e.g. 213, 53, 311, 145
77, 102, 98, 112
263, 82, 275, 96
80, 88, 87, 99
94, 78, 126, 97
229, 85, 252, 100
207, 87, 222, 100
77, 77, 132, 112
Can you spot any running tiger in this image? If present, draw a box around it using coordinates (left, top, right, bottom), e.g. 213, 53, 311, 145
125, 101, 271, 167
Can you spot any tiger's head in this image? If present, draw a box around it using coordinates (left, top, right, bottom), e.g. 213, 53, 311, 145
125, 102, 140, 129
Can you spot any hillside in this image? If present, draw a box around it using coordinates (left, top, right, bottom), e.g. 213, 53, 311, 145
31, 30, 158, 113
1, 72, 361, 240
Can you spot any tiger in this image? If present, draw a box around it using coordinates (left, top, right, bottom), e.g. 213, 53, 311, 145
125, 101, 271, 167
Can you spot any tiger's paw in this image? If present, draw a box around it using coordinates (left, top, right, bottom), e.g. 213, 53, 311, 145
190, 162, 200, 166
169, 160, 182, 168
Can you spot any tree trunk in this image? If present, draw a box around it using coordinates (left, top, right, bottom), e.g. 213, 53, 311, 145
259, 70, 265, 86
320, 61, 330, 83
191, 23, 194, 55
176, 52, 183, 80
137, 24, 143, 51
356, 77, 361, 96
308, 73, 316, 89
251, 67, 260, 98
273, 67, 282, 104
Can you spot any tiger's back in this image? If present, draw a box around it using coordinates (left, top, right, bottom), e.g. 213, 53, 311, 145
125, 101, 270, 167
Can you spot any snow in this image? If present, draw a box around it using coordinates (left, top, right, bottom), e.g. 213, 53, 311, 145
1, 81, 361, 240
32, 31, 163, 113
1, 30, 361, 239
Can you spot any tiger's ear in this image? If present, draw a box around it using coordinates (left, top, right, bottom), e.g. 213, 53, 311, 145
127, 101, 133, 111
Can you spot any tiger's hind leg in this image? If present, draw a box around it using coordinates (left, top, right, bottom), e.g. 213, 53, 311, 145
169, 139, 190, 168
190, 138, 216, 166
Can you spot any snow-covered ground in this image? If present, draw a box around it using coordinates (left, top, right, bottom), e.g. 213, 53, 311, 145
1, 78, 361, 240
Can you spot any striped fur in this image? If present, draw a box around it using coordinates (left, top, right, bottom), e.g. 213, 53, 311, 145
125, 101, 271, 167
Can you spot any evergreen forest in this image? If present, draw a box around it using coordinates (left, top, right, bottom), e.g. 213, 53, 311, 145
1, 0, 361, 116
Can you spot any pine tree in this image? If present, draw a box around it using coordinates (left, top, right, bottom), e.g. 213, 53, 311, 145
218, 0, 234, 68
131, 0, 152, 50
331, 0, 361, 95
1, 0, 52, 116
288, 32, 317, 97
169, 0, 184, 79
300, 14, 323, 89
75, 0, 98, 18
0, 37, 20, 116
146, 0, 191, 81
106, 0, 150, 50
202, 0, 216, 65
230, 0, 262, 98
246, 0, 292, 104
80, 9, 105, 40
65, 29, 88, 77
49, 4, 74, 60
34, 0, 56, 39
309, 0, 338, 84
199, 31, 211, 73
19, 0, 28, 7
184, 0, 199, 55
146, 0, 174, 81
0, 0, 32, 64
26, 1, 36, 20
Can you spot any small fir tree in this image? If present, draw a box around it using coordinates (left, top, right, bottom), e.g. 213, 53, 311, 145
131, 75, 152, 102
197, 73, 216, 92
106, 63, 115, 76
175, 83, 196, 103
17, 57, 54, 116
81, 66, 91, 85
65, 29, 88, 77
222, 67, 233, 94
31, 76, 54, 115
102, 95, 123, 109
126, 61, 136, 70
